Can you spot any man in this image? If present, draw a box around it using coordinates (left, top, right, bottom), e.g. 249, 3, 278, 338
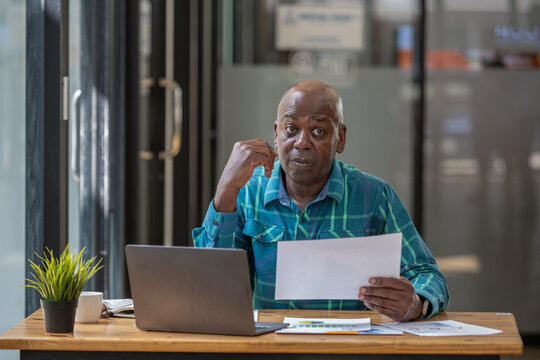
193, 80, 449, 321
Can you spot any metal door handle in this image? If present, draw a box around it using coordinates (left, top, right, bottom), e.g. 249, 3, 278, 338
158, 78, 182, 160
139, 78, 156, 160
70, 89, 82, 182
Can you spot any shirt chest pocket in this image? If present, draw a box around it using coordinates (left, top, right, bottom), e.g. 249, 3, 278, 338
315, 217, 387, 239
242, 221, 284, 276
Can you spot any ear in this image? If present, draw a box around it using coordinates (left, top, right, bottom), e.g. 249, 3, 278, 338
274, 121, 278, 148
336, 124, 347, 154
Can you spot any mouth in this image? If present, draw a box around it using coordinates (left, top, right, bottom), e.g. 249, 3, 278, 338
289, 157, 315, 167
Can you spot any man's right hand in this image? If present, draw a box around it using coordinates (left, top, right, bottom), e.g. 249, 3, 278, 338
214, 139, 278, 213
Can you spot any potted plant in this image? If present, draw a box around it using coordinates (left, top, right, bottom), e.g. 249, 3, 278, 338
25, 245, 103, 333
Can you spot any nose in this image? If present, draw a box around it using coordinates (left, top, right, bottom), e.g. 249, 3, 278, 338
294, 129, 312, 150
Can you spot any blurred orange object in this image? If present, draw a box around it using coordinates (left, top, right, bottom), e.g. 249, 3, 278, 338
398, 49, 469, 69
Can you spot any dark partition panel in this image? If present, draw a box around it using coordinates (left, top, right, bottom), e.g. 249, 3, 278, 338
25, 0, 68, 315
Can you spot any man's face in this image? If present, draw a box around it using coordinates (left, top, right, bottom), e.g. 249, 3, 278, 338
274, 88, 346, 187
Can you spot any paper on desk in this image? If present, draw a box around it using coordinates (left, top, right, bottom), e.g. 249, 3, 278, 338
359, 325, 403, 335
380, 320, 502, 336
276, 317, 370, 334
253, 309, 258, 321
275, 234, 402, 300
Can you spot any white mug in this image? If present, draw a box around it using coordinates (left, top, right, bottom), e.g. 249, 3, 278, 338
75, 291, 103, 323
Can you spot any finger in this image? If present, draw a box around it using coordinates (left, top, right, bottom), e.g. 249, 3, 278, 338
250, 146, 278, 164
359, 287, 403, 302
359, 293, 401, 309
249, 154, 275, 170
369, 277, 410, 290
245, 139, 278, 156
251, 152, 277, 174
234, 139, 277, 160
364, 300, 395, 314
234, 140, 276, 159
264, 161, 275, 178
363, 302, 400, 321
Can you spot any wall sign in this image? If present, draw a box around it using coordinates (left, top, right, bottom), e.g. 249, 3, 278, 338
276, 5, 364, 51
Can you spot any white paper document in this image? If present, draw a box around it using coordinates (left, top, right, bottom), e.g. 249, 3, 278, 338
253, 309, 258, 321
277, 317, 370, 334
275, 234, 402, 300
359, 325, 403, 335
380, 320, 502, 336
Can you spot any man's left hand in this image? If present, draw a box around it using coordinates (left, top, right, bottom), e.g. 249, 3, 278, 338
358, 276, 422, 322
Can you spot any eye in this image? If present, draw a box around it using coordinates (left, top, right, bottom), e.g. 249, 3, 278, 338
312, 128, 325, 136
285, 125, 297, 134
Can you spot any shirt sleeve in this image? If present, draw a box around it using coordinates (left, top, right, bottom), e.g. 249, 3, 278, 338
378, 184, 450, 319
192, 200, 250, 250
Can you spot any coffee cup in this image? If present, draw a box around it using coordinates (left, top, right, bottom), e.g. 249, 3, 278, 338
75, 291, 103, 323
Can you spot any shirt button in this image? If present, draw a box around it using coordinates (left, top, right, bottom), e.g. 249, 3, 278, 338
301, 217, 306, 223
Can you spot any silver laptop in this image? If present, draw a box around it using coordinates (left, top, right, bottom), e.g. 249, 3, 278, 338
125, 245, 288, 335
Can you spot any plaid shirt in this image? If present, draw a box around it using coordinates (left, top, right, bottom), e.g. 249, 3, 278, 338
193, 160, 449, 318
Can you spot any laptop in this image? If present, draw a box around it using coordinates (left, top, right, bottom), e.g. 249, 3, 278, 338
125, 245, 288, 336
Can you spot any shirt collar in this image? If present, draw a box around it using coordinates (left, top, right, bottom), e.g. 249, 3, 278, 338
263, 162, 282, 206
263, 159, 344, 207
325, 159, 344, 205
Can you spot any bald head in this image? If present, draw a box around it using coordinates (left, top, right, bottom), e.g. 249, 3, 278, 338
277, 80, 344, 124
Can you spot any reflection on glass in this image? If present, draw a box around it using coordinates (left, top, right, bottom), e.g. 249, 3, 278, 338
69, 0, 82, 254
425, 0, 540, 333
136, 0, 154, 244
0, 1, 26, 359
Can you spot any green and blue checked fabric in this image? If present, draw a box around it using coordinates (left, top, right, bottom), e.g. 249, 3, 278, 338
192, 159, 449, 318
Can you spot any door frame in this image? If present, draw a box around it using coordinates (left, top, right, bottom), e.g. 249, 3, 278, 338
25, 0, 69, 316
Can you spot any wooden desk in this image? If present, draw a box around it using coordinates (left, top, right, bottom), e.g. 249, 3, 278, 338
0, 310, 522, 360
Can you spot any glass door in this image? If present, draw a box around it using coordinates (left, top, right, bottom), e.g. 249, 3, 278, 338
68, 0, 82, 255
129, 0, 170, 246
68, 0, 125, 298
125, 0, 192, 255
68, 0, 194, 298
424, 0, 540, 333
0, 1, 26, 359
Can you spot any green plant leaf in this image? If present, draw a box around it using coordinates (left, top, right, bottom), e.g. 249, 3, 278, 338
24, 245, 103, 301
